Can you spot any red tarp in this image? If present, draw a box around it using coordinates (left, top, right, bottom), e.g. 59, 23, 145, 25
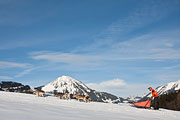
133, 99, 151, 108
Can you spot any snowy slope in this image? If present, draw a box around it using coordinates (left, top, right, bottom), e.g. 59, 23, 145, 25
0, 91, 180, 120
42, 75, 118, 102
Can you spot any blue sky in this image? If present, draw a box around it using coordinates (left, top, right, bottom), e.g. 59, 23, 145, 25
0, 0, 180, 97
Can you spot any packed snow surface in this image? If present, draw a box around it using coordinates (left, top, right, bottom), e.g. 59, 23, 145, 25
0, 91, 180, 120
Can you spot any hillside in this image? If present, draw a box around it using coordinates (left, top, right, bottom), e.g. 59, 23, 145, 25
158, 90, 180, 111
0, 91, 180, 120
0, 81, 32, 93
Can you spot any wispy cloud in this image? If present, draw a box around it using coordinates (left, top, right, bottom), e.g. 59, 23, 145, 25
0, 76, 13, 80
14, 68, 36, 78
0, 61, 35, 79
164, 64, 180, 70
108, 30, 180, 60
156, 74, 180, 82
0, 39, 41, 50
30, 51, 102, 66
85, 0, 180, 51
0, 61, 32, 69
30, 30, 180, 67
68, 0, 180, 63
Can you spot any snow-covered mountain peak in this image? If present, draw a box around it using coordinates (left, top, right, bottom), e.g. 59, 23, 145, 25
142, 79, 180, 99
156, 80, 180, 95
172, 80, 180, 91
54, 75, 80, 84
41, 75, 118, 102
42, 75, 90, 94
56, 75, 75, 81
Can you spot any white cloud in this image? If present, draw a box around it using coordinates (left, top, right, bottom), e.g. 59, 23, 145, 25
84, 0, 180, 52
0, 61, 35, 78
87, 78, 126, 90
71, 0, 180, 62
0, 61, 32, 69
29, 30, 180, 69
28, 0, 180, 67
30, 51, 102, 66
14, 68, 35, 78
163, 64, 180, 70
86, 78, 150, 97
0, 76, 13, 80
88, 30, 180, 61
109, 31, 180, 60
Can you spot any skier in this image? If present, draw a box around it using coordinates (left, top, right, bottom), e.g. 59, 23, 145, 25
148, 87, 159, 110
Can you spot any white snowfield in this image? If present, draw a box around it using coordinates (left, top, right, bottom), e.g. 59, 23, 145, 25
0, 91, 179, 120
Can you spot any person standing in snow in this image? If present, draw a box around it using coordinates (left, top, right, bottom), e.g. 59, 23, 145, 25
148, 87, 159, 110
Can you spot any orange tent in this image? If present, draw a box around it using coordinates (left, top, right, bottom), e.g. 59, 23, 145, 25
132, 99, 151, 108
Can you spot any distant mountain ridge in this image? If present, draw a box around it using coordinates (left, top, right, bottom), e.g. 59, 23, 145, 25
0, 81, 32, 93
136, 80, 180, 102
156, 80, 180, 95
145, 80, 180, 97
42, 75, 118, 102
